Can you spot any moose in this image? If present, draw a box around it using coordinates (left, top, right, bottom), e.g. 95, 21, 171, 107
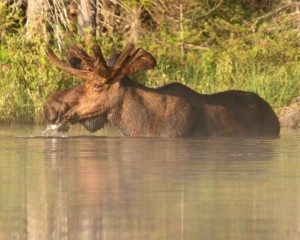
44, 42, 280, 138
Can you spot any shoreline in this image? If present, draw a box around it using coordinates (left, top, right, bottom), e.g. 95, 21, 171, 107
279, 96, 300, 130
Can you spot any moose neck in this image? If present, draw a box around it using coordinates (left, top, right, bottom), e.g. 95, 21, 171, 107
106, 77, 151, 136
107, 78, 195, 137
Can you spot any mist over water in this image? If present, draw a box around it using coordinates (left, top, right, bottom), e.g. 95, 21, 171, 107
0, 125, 300, 240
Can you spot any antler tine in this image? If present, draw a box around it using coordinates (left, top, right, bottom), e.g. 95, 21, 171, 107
112, 42, 134, 70
92, 45, 110, 77
45, 48, 96, 81
93, 45, 107, 67
119, 48, 157, 77
127, 48, 146, 64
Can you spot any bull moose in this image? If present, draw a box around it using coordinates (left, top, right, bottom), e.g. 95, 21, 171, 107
44, 42, 280, 138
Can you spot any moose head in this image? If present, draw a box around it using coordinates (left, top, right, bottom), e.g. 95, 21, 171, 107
44, 43, 280, 138
44, 43, 156, 132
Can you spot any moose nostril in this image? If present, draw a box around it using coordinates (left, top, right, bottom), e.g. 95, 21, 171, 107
44, 101, 71, 124
47, 113, 58, 123
44, 106, 59, 123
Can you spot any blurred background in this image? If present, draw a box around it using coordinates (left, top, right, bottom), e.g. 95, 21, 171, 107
0, 0, 299, 125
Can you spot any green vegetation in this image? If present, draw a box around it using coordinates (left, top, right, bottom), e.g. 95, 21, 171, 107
0, 1, 300, 123
0, 34, 78, 122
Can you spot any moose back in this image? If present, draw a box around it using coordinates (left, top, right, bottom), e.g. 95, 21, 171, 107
44, 43, 280, 138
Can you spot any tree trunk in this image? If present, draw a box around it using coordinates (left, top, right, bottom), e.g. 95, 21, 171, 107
77, 0, 96, 37
125, 6, 142, 42
96, 0, 119, 36
26, 0, 48, 40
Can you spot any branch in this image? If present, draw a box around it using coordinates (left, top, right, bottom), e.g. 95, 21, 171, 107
183, 43, 209, 50
255, 2, 294, 22
192, 0, 224, 20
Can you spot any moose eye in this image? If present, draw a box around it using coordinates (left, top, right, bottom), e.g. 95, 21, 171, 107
93, 84, 103, 90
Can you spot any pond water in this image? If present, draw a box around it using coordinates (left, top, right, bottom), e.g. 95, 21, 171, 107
1, 124, 300, 240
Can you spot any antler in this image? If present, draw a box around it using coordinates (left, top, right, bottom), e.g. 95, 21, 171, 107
92, 45, 110, 77
46, 42, 156, 83
67, 44, 91, 71
45, 48, 98, 81
106, 42, 156, 82
120, 47, 157, 77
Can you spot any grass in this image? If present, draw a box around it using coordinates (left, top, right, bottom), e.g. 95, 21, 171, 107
0, 33, 299, 123
145, 52, 300, 110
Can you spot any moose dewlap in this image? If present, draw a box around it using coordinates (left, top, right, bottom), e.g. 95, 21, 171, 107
44, 43, 280, 138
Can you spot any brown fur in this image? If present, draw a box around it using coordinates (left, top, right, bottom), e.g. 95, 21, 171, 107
44, 43, 280, 138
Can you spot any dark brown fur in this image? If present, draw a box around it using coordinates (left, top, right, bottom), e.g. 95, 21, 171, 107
44, 43, 280, 138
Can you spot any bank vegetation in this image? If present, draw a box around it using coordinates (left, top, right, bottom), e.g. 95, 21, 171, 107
0, 0, 300, 126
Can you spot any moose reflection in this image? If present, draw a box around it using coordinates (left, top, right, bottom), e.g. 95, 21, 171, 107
44, 43, 280, 138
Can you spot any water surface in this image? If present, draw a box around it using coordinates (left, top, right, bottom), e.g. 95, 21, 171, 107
0, 125, 300, 240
